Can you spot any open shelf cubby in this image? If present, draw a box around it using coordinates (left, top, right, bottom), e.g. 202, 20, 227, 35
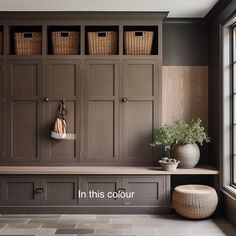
9, 25, 42, 55
85, 25, 119, 55
123, 25, 158, 55
47, 26, 81, 55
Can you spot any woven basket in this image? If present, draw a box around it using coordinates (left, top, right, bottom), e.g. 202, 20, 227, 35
88, 31, 117, 55
172, 185, 218, 219
14, 32, 42, 55
124, 31, 153, 55
0, 32, 3, 55
52, 31, 80, 55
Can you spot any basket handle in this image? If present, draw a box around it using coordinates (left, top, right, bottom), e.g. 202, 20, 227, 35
60, 32, 69, 37
23, 33, 33, 38
98, 32, 107, 37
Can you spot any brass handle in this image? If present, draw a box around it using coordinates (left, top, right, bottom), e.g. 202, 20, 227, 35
44, 98, 49, 102
117, 187, 126, 192
121, 97, 128, 103
34, 188, 44, 194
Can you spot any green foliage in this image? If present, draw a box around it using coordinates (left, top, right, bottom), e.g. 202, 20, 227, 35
150, 118, 210, 147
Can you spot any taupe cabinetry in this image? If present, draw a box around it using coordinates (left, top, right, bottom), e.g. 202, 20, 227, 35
79, 176, 122, 205
84, 60, 119, 163
122, 60, 158, 163
122, 176, 170, 206
1, 177, 41, 205
6, 60, 43, 163
0, 176, 78, 205
45, 60, 81, 163
84, 59, 159, 163
79, 176, 170, 207
41, 177, 78, 205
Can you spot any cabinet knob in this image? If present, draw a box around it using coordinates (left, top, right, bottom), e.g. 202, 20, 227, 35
44, 98, 49, 102
121, 97, 128, 102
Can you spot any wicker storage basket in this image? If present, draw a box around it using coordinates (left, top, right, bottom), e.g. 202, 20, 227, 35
52, 31, 80, 55
124, 31, 153, 55
0, 32, 3, 55
88, 31, 117, 55
14, 32, 42, 55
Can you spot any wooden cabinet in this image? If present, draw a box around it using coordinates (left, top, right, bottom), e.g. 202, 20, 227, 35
41, 177, 78, 205
79, 177, 122, 205
0, 13, 163, 165
44, 60, 81, 163
6, 60, 43, 163
122, 60, 159, 163
122, 176, 170, 206
1, 177, 41, 205
84, 60, 119, 163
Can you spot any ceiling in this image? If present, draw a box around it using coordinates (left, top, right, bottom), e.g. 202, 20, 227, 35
0, 0, 218, 18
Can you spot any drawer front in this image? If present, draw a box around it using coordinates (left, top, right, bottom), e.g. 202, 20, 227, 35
1, 177, 40, 205
122, 176, 171, 206
79, 177, 122, 206
41, 177, 78, 205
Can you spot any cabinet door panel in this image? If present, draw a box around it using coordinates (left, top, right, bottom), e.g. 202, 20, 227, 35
0, 62, 4, 162
122, 176, 170, 206
12, 101, 37, 158
7, 60, 42, 163
79, 177, 122, 206
45, 60, 80, 163
1, 177, 40, 205
122, 60, 159, 163
84, 60, 119, 163
41, 177, 77, 205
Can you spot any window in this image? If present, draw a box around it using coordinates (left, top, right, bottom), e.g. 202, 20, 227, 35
223, 17, 236, 192
232, 25, 236, 186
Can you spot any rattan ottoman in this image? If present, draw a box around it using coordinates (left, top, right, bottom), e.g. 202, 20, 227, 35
172, 184, 218, 219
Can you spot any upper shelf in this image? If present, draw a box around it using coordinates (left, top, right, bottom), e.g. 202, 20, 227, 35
0, 165, 219, 175
0, 24, 160, 57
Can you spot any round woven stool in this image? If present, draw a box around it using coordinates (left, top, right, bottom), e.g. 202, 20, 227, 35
172, 184, 218, 219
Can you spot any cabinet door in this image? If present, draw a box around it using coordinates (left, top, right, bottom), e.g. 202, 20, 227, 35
122, 176, 170, 206
41, 177, 77, 205
121, 60, 160, 163
0, 61, 4, 162
1, 177, 40, 205
7, 60, 42, 163
84, 60, 119, 163
79, 177, 122, 206
45, 60, 80, 163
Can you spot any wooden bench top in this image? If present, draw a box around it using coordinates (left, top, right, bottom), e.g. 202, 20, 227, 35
0, 165, 219, 175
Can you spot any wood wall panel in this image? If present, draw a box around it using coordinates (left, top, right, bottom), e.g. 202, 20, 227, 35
162, 66, 208, 128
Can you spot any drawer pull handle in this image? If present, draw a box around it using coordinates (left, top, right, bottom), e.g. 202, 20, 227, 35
34, 188, 44, 194
121, 97, 128, 103
117, 187, 126, 192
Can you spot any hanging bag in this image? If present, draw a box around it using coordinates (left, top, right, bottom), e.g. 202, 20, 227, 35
51, 100, 68, 139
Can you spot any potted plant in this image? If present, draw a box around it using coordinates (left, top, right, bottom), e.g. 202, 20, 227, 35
150, 118, 210, 168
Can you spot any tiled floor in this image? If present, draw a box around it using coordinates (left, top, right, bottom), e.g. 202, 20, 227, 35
0, 214, 234, 236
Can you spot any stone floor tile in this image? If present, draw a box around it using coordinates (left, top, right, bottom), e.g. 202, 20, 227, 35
4, 223, 42, 229
41, 222, 77, 229
61, 215, 96, 219
95, 227, 124, 235
56, 228, 95, 234
59, 219, 110, 224
20, 228, 57, 235
0, 218, 30, 224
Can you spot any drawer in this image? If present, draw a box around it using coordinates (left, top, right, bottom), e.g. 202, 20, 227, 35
122, 176, 171, 206
1, 177, 40, 205
79, 177, 122, 206
41, 177, 78, 205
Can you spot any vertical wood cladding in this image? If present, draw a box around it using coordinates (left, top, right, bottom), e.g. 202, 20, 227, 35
162, 66, 208, 128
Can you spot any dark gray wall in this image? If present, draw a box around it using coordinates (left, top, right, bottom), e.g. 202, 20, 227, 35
163, 20, 208, 66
